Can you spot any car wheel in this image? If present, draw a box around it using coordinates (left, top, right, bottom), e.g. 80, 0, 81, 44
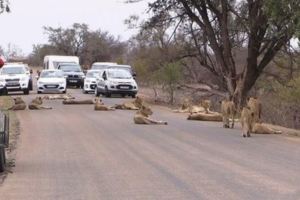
62, 90, 66, 94
37, 91, 42, 94
83, 90, 87, 94
23, 88, 29, 95
29, 81, 33, 91
95, 88, 100, 97
131, 94, 136, 98
121, 94, 126, 98
105, 87, 111, 98
0, 148, 5, 173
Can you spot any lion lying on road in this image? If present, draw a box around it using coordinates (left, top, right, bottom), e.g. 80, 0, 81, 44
134, 105, 167, 125
187, 112, 222, 121
43, 94, 75, 100
173, 98, 210, 114
62, 99, 94, 105
8, 97, 26, 110
114, 96, 144, 110
28, 97, 52, 110
94, 98, 115, 111
240, 106, 281, 137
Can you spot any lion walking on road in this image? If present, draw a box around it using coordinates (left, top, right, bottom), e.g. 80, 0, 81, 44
221, 100, 236, 128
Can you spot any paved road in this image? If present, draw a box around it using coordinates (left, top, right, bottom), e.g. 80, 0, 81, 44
0, 88, 300, 200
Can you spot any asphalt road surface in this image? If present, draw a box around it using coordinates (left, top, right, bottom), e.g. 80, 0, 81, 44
0, 88, 300, 200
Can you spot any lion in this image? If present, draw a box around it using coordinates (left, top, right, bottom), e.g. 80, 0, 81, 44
8, 97, 26, 110
114, 96, 144, 110
62, 99, 94, 105
94, 98, 115, 111
221, 100, 236, 128
28, 97, 52, 110
200, 99, 211, 114
247, 97, 262, 123
187, 112, 222, 121
43, 94, 75, 100
240, 106, 255, 137
173, 98, 191, 113
252, 123, 282, 134
134, 105, 167, 125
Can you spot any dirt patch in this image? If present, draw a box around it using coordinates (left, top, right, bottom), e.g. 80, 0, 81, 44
0, 96, 20, 185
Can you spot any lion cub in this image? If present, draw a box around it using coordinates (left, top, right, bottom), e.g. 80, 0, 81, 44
28, 97, 52, 110
134, 105, 167, 125
94, 98, 115, 111
8, 97, 26, 110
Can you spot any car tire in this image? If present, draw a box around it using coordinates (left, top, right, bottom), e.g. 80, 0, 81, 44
83, 90, 87, 94
29, 80, 33, 91
63, 90, 66, 94
131, 94, 136, 98
121, 94, 126, 98
95, 88, 100, 97
0, 148, 5, 173
105, 87, 111, 98
23, 88, 29, 95
37, 91, 42, 94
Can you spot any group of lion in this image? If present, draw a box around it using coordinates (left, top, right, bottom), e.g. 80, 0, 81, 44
174, 96, 281, 137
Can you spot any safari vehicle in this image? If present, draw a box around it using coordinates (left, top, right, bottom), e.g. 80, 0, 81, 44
37, 69, 67, 94
43, 55, 79, 70
0, 63, 31, 95
95, 68, 138, 98
57, 63, 85, 88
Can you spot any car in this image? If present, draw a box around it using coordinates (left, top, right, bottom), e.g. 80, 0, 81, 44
95, 68, 138, 98
83, 70, 101, 94
57, 63, 85, 88
0, 63, 31, 95
37, 69, 67, 94
107, 64, 136, 77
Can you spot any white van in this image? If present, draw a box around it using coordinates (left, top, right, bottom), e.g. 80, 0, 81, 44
44, 55, 79, 70
95, 68, 138, 98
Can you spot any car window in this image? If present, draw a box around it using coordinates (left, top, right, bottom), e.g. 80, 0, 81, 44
107, 69, 132, 79
40, 71, 64, 78
1, 66, 26, 75
86, 71, 99, 78
59, 64, 82, 72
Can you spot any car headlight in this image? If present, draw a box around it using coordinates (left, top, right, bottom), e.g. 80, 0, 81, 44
110, 81, 118, 85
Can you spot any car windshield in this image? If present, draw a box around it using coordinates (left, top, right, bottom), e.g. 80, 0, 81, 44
1, 66, 25, 75
86, 71, 99, 78
91, 65, 109, 70
59, 65, 82, 72
40, 71, 64, 78
107, 70, 132, 79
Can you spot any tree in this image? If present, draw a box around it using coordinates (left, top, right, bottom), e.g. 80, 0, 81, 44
133, 0, 300, 108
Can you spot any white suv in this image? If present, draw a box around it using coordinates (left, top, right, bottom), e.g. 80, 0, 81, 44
0, 63, 31, 95
95, 68, 138, 98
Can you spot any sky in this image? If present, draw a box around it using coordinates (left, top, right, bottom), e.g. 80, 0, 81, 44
0, 0, 151, 55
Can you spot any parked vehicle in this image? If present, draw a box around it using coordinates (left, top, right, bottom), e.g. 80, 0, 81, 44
90, 62, 117, 70
0, 63, 31, 95
43, 55, 79, 70
37, 69, 66, 94
83, 70, 101, 94
58, 63, 85, 88
95, 68, 138, 98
